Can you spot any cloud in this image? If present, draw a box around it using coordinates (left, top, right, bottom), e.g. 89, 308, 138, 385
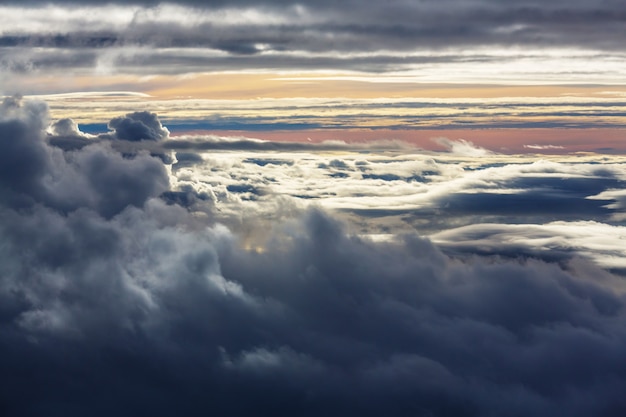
3, 1, 626, 53
162, 135, 417, 152
432, 221, 626, 270
3, 98, 626, 416
46, 117, 97, 150
49, 117, 85, 137
107, 111, 169, 141
587, 189, 626, 221
524, 144, 566, 150
0, 97, 169, 217
0, 96, 54, 206
433, 137, 494, 156
165, 140, 626, 237
3, 1, 626, 83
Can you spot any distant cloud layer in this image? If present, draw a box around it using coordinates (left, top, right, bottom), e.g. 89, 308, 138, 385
2, 0, 626, 84
2, 98, 626, 416
4, 0, 626, 51
4, 0, 626, 141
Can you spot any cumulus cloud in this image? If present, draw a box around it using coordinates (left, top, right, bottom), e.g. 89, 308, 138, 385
107, 111, 169, 141
0, 97, 169, 217
4, 98, 626, 416
48, 117, 85, 137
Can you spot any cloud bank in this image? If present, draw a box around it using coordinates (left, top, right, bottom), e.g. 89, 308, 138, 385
2, 0, 626, 85
2, 98, 626, 416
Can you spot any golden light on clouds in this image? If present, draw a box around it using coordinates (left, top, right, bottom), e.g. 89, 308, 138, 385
144, 73, 626, 100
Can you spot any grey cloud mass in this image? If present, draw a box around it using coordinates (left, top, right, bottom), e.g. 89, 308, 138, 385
0, 97, 169, 217
108, 111, 170, 141
3, 98, 626, 416
2, 0, 626, 79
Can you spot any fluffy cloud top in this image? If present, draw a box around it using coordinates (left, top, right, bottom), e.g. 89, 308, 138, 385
108, 111, 170, 141
0, 97, 169, 217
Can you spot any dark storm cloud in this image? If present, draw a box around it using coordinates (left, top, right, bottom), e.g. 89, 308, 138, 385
4, 98, 626, 416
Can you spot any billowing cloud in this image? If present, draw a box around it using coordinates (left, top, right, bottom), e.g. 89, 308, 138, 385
107, 111, 169, 141
0, 97, 169, 217
3, 98, 626, 416
49, 117, 85, 137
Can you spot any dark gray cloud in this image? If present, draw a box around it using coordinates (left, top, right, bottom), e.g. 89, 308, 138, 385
0, 96, 50, 206
3, 98, 626, 416
0, 97, 169, 217
108, 111, 169, 141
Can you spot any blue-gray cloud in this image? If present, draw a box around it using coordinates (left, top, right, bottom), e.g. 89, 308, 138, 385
107, 111, 170, 141
0, 97, 169, 217
2, 0, 626, 80
3, 98, 626, 417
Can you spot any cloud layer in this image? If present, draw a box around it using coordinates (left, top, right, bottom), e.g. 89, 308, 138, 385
4, 1, 626, 51
2, 1, 626, 85
2, 98, 626, 416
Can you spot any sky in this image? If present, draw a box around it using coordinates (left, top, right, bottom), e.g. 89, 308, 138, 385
2, 0, 626, 151
2, 1, 626, 416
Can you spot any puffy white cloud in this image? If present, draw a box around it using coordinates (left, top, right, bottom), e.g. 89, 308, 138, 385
48, 117, 85, 137
433, 137, 494, 157
160, 140, 626, 237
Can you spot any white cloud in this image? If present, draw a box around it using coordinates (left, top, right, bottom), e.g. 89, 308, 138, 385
433, 137, 494, 156
432, 221, 626, 269
524, 144, 565, 150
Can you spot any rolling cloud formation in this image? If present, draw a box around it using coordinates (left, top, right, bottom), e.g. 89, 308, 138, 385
2, 98, 626, 416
